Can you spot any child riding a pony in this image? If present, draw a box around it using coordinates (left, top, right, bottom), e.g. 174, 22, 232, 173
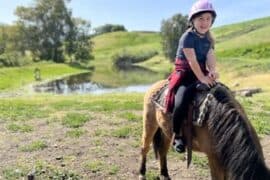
165, 0, 219, 153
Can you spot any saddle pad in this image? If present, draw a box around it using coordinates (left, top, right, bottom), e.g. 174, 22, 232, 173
151, 82, 169, 113
151, 81, 214, 127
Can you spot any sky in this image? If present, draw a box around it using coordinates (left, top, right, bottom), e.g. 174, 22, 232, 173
0, 0, 270, 31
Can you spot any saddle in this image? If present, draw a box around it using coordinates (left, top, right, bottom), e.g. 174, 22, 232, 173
152, 82, 211, 126
152, 82, 221, 168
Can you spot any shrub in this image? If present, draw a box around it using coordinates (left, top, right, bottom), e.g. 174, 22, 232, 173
112, 50, 158, 69
0, 52, 32, 67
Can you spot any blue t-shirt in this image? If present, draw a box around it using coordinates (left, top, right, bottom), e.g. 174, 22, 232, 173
176, 30, 211, 64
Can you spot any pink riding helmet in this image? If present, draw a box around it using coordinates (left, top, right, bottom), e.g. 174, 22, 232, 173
188, 0, 217, 23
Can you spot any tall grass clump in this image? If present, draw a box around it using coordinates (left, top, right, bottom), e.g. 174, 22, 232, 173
62, 113, 90, 128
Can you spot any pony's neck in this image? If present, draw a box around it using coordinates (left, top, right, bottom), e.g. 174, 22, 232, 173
206, 85, 268, 180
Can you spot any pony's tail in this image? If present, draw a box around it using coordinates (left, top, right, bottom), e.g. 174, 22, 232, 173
152, 128, 163, 159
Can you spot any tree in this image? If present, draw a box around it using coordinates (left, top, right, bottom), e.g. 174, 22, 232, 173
14, 0, 93, 63
0, 25, 7, 55
68, 18, 94, 64
0, 25, 23, 54
160, 14, 188, 62
0, 24, 31, 67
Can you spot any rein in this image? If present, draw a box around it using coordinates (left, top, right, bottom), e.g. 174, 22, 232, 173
186, 84, 217, 168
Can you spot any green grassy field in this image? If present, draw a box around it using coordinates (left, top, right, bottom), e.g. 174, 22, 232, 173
0, 62, 89, 92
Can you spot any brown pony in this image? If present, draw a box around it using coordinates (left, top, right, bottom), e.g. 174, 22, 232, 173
139, 80, 270, 180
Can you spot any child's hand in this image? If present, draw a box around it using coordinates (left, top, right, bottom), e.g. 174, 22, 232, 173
208, 71, 219, 80
199, 76, 216, 87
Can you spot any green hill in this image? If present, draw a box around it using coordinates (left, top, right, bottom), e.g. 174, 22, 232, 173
92, 16, 270, 66
91, 31, 170, 86
213, 16, 270, 58
93, 31, 161, 53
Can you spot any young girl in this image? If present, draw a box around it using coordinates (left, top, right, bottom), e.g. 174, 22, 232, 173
165, 0, 219, 153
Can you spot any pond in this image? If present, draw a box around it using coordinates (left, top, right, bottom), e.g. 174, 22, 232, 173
33, 72, 152, 95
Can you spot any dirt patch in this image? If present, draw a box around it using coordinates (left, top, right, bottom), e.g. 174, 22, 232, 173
0, 112, 269, 179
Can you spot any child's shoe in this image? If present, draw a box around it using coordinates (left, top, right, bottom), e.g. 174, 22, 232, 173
173, 136, 185, 153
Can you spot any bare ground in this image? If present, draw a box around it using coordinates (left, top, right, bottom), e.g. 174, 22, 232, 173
0, 111, 269, 180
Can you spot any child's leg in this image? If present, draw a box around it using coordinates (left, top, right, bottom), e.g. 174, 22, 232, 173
173, 85, 188, 134
172, 85, 188, 153
173, 82, 198, 133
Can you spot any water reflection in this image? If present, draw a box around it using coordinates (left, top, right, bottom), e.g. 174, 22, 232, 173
34, 72, 105, 94
33, 72, 152, 94
91, 84, 151, 95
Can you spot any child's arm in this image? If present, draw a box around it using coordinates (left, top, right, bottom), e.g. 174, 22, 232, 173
183, 48, 215, 86
206, 49, 219, 80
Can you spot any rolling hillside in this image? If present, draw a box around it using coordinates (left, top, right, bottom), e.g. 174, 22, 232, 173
92, 16, 270, 63
213, 16, 270, 58
91, 31, 169, 86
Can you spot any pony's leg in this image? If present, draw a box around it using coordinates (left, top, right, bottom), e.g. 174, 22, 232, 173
158, 135, 172, 180
158, 112, 173, 179
208, 155, 226, 180
139, 109, 159, 179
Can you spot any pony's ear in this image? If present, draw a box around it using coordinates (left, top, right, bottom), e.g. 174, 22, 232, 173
196, 83, 210, 91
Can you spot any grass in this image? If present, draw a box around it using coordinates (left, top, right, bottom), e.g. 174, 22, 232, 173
33, 160, 81, 179
0, 99, 50, 121
2, 163, 81, 180
50, 93, 143, 112
237, 93, 270, 135
118, 111, 141, 122
0, 62, 89, 91
66, 129, 86, 138
84, 160, 120, 175
218, 57, 270, 77
213, 17, 270, 61
213, 17, 270, 42
0, 91, 269, 179
145, 170, 160, 180
20, 140, 47, 152
108, 165, 120, 175
112, 126, 132, 138
7, 123, 33, 133
62, 113, 90, 128
2, 167, 27, 180
85, 160, 105, 173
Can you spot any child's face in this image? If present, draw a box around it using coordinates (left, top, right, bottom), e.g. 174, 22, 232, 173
193, 12, 213, 34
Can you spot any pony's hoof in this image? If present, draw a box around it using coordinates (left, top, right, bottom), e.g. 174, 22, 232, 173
139, 174, 146, 180
159, 175, 171, 180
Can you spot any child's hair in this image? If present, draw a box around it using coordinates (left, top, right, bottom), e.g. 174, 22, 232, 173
206, 31, 215, 49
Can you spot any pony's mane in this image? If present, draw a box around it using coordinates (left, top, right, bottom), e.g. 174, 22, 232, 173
205, 84, 269, 180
